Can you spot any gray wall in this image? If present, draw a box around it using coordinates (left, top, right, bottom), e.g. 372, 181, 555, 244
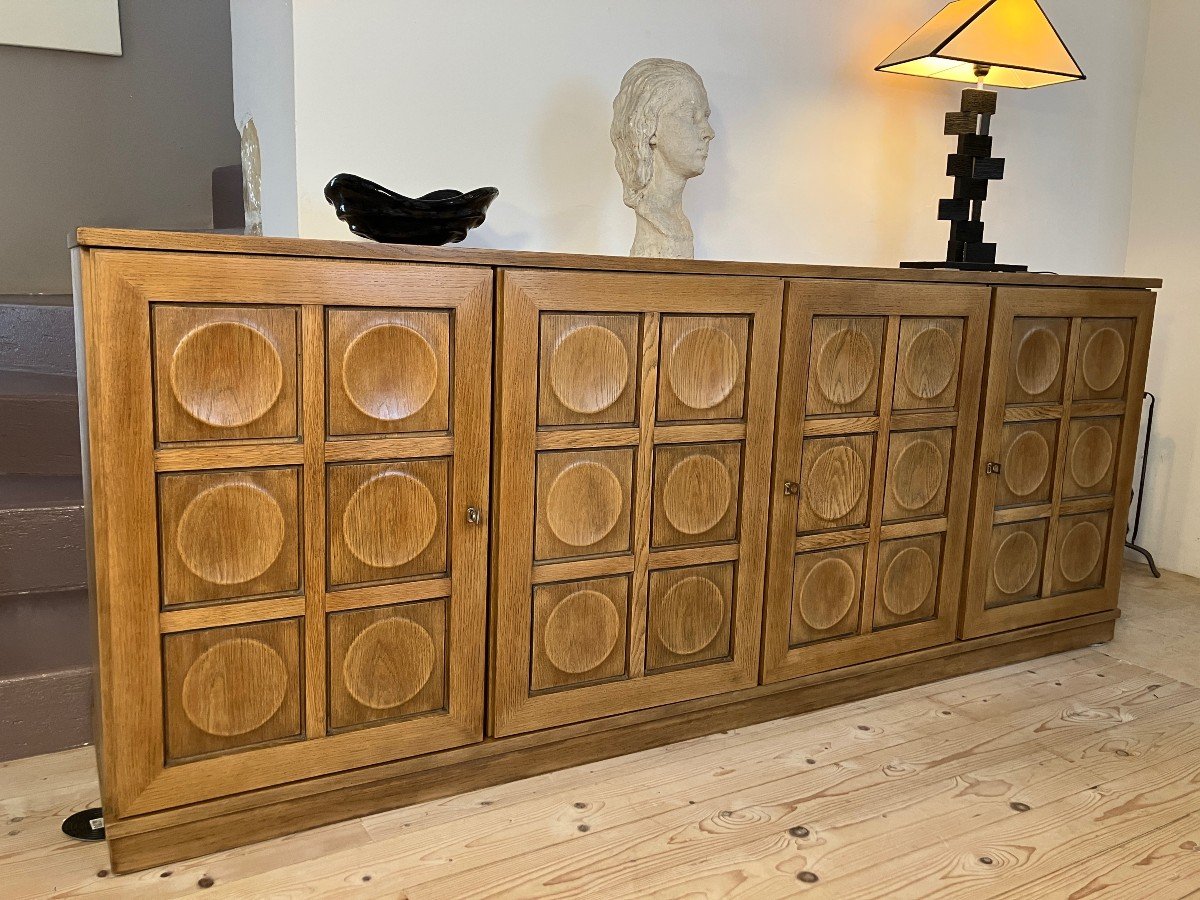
0, 0, 239, 294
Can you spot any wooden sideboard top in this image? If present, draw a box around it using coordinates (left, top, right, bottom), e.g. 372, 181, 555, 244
74, 228, 1162, 291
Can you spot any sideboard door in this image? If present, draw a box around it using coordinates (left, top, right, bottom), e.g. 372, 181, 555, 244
761, 280, 988, 683
960, 288, 1155, 638
79, 250, 491, 818
490, 269, 781, 736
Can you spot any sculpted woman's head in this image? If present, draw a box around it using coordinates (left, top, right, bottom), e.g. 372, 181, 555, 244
611, 58, 714, 215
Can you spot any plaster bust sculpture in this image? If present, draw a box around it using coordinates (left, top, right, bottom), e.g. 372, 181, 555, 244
611, 58, 714, 259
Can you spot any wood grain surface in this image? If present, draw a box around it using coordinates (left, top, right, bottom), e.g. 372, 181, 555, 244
962, 288, 1156, 638
70, 232, 1159, 879
74, 227, 1163, 289
8, 567, 1196, 896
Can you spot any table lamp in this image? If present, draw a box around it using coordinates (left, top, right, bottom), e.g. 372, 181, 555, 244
876, 0, 1084, 272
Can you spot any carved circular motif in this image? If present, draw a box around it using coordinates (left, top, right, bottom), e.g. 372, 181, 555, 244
343, 618, 435, 710
342, 324, 437, 422
992, 530, 1040, 596
798, 557, 858, 631
549, 325, 629, 414
890, 439, 944, 512
656, 576, 725, 655
343, 472, 438, 568
1002, 431, 1051, 498
1081, 327, 1126, 393
182, 638, 287, 737
176, 482, 285, 585
815, 329, 875, 406
806, 446, 867, 522
170, 322, 283, 427
1059, 521, 1103, 584
882, 547, 935, 616
662, 454, 732, 535
1071, 425, 1115, 490
903, 328, 958, 401
668, 327, 740, 410
1014, 327, 1063, 398
545, 461, 624, 548
543, 589, 621, 674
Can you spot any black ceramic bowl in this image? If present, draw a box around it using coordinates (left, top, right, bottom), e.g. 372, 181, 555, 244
324, 173, 498, 245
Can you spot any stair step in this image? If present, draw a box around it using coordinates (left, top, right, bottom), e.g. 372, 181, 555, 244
0, 473, 83, 509
0, 588, 91, 679
0, 370, 81, 475
0, 666, 92, 761
0, 475, 86, 595
0, 301, 76, 376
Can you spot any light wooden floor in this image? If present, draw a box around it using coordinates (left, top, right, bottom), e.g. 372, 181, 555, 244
4, 562, 1200, 899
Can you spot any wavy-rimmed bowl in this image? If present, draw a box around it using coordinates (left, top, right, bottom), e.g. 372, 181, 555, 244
324, 174, 498, 245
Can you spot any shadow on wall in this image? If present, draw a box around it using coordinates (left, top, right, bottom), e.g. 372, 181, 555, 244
869, 80, 929, 265
689, 94, 731, 261
533, 78, 612, 253
468, 77, 612, 252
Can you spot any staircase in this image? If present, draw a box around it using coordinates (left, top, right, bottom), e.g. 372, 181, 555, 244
0, 295, 92, 761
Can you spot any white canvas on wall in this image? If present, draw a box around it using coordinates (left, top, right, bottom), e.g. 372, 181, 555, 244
0, 0, 121, 56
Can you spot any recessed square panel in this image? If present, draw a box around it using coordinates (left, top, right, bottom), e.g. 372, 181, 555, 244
535, 448, 634, 561
893, 317, 963, 411
789, 544, 864, 647
327, 458, 449, 588
805, 316, 887, 416
657, 315, 749, 422
1074, 318, 1134, 402
1006, 317, 1070, 404
646, 563, 734, 672
984, 519, 1048, 610
883, 428, 953, 522
795, 434, 875, 535
153, 304, 299, 444
872, 534, 943, 629
995, 419, 1058, 508
163, 619, 302, 762
651, 441, 742, 549
158, 467, 302, 606
327, 599, 446, 731
538, 313, 640, 427
326, 308, 451, 436
532, 576, 629, 692
1063, 416, 1121, 500
1051, 512, 1110, 595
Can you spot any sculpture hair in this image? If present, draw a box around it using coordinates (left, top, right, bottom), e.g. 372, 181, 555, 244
610, 58, 706, 209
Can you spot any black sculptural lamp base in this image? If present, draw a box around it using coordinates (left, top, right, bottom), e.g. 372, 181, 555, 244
901, 260, 1029, 273
906, 82, 1027, 274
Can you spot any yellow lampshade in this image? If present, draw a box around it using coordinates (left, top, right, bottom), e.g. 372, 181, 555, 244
876, 0, 1084, 89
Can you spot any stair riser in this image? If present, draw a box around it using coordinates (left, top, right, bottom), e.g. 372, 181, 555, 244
0, 591, 92, 679
0, 395, 81, 475
0, 302, 76, 376
0, 667, 92, 762
0, 506, 86, 595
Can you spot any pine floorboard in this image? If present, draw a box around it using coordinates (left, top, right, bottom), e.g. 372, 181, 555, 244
3, 562, 1198, 898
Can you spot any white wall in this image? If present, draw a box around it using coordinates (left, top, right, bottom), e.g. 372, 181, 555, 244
275, 0, 1148, 275
230, 0, 298, 236
235, 2, 1199, 575
1125, 0, 1200, 577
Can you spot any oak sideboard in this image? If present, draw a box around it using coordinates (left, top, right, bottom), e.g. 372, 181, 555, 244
71, 228, 1159, 872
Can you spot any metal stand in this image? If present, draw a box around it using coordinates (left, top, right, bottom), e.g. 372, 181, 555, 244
62, 807, 106, 841
903, 67, 1028, 274
1125, 391, 1160, 577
